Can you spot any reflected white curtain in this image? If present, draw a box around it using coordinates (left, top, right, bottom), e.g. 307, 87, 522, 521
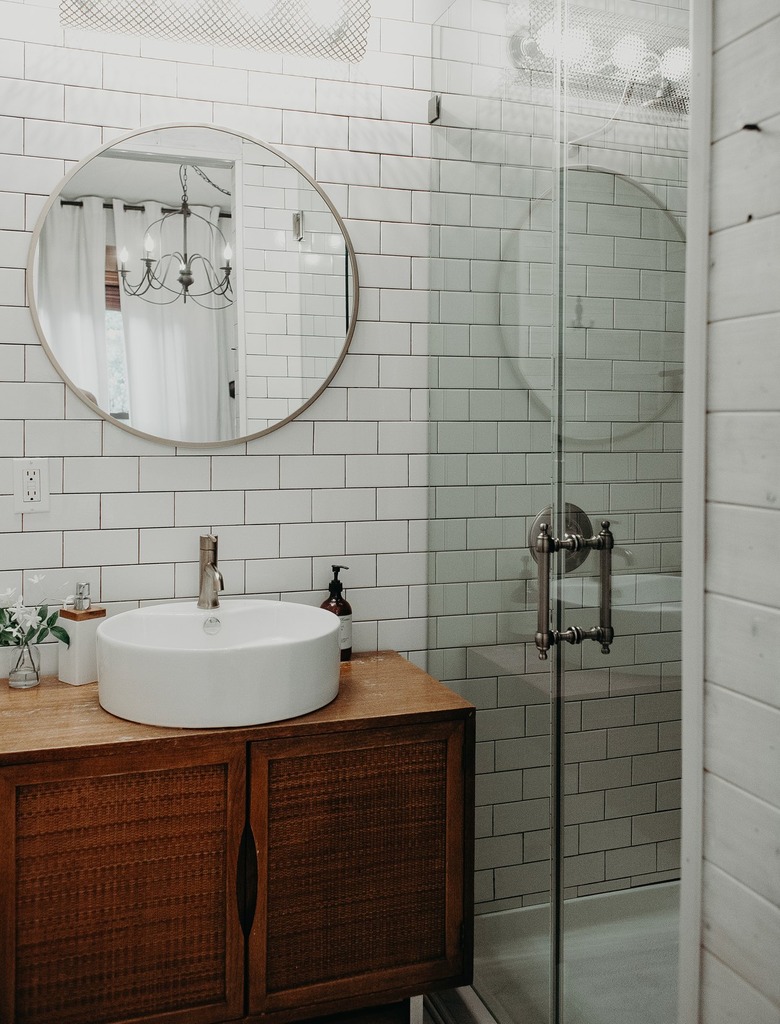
112, 200, 233, 443
35, 196, 109, 409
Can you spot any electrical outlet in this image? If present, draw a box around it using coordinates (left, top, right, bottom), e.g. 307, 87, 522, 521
13, 458, 50, 514
24, 467, 41, 502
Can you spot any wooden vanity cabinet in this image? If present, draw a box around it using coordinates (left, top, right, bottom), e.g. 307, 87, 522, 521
0, 743, 247, 1024
249, 720, 469, 1019
0, 654, 474, 1024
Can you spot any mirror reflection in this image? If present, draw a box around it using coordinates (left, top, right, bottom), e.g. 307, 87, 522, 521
501, 167, 684, 443
30, 125, 358, 445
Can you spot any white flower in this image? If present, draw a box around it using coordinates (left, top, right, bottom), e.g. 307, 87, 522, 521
0, 588, 16, 609
10, 600, 41, 634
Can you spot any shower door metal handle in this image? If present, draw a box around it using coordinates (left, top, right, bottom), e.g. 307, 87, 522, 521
534, 523, 556, 660
596, 520, 615, 654
532, 519, 615, 660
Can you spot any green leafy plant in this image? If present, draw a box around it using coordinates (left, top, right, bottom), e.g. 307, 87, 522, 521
0, 589, 70, 649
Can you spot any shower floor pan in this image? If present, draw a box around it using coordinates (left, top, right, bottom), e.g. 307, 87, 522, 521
432, 881, 679, 1024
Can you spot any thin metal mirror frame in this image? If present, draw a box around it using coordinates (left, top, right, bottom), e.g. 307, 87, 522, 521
26, 122, 360, 449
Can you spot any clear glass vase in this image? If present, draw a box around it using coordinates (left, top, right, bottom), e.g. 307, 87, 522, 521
8, 643, 41, 689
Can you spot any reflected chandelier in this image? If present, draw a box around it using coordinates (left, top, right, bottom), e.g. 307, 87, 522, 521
60, 0, 371, 63
118, 164, 233, 309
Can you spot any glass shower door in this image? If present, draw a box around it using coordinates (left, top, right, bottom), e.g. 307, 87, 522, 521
550, 2, 686, 1019
429, 0, 686, 1021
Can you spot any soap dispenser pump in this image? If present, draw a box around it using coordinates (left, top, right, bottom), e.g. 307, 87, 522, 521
320, 565, 352, 662
58, 582, 106, 686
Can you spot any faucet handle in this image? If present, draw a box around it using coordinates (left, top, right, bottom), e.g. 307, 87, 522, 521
197, 534, 223, 609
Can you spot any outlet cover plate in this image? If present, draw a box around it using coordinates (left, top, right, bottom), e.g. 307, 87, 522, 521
13, 458, 50, 514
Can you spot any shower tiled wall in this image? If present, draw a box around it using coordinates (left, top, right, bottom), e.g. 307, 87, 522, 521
429, 0, 687, 911
0, 0, 441, 673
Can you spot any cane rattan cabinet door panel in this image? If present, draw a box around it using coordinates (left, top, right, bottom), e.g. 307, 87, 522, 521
247, 720, 472, 1017
0, 744, 245, 1024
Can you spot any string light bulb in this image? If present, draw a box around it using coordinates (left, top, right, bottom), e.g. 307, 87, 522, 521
659, 45, 691, 84
537, 19, 594, 69
611, 33, 650, 76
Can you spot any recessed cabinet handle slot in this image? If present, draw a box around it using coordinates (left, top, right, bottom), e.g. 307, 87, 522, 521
236, 820, 258, 938
531, 518, 615, 661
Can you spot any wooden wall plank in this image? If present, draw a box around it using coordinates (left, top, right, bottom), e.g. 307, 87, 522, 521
702, 863, 780, 1007
703, 4, 780, 1022
706, 503, 780, 608
703, 774, 780, 907
700, 951, 780, 1024
704, 683, 780, 807
711, 15, 780, 141
708, 314, 780, 412
709, 215, 780, 323
710, 113, 780, 232
713, 0, 780, 50
705, 594, 780, 709
706, 413, 780, 509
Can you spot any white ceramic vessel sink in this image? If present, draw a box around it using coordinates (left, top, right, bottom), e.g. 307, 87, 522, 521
97, 599, 340, 728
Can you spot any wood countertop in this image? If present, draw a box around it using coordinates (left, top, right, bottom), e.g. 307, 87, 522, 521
0, 651, 473, 766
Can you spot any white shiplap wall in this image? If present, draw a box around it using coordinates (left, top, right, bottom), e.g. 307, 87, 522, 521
0, 0, 444, 673
700, 0, 780, 1019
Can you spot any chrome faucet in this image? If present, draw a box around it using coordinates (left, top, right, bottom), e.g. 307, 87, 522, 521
197, 534, 224, 609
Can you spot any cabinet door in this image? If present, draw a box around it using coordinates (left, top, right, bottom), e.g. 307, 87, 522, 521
0, 743, 246, 1024
248, 719, 473, 1018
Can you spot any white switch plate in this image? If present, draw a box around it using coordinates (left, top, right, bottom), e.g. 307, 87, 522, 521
13, 458, 50, 513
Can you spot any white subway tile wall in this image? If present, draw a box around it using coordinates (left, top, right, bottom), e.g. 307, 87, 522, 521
0, 0, 436, 669
2, 0, 693, 922
430, 0, 686, 912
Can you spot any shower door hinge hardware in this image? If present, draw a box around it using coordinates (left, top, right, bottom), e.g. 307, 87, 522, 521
428, 94, 441, 124
529, 502, 594, 572
533, 520, 615, 661
292, 211, 304, 241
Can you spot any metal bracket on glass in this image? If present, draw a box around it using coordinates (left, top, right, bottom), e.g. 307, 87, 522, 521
533, 520, 615, 661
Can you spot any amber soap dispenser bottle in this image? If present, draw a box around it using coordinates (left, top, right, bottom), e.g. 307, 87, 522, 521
321, 564, 352, 662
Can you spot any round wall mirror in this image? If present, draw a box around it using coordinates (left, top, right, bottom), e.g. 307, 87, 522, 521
500, 167, 684, 444
28, 124, 359, 446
